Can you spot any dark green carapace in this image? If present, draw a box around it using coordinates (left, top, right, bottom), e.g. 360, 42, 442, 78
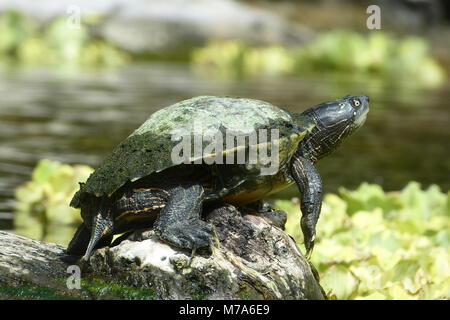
67, 95, 369, 262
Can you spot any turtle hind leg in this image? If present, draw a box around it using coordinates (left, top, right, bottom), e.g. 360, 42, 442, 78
242, 200, 287, 230
80, 212, 114, 264
67, 222, 113, 255
153, 183, 213, 251
65, 221, 112, 266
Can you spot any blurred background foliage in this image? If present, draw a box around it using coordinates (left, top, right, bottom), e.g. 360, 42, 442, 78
14, 160, 92, 244
0, 10, 446, 88
0, 10, 127, 69
192, 31, 446, 88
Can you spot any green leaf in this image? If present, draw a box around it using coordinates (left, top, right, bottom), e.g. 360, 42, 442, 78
350, 263, 384, 291
320, 265, 359, 299
432, 229, 450, 247
14, 159, 93, 244
385, 283, 417, 300
31, 159, 61, 185
15, 181, 43, 204
390, 260, 420, 282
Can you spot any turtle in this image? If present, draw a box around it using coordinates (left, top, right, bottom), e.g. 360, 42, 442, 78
67, 95, 369, 263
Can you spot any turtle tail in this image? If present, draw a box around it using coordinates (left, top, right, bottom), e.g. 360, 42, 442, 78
81, 208, 114, 264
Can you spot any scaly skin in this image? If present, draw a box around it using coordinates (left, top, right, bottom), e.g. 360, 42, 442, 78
153, 184, 213, 250
290, 154, 322, 258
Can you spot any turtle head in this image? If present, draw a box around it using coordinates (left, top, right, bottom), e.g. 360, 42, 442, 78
312, 95, 369, 132
300, 95, 369, 161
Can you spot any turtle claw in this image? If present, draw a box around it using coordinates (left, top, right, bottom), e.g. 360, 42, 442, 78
305, 248, 313, 260
211, 225, 221, 248
304, 234, 316, 260
190, 247, 197, 258
77, 256, 90, 273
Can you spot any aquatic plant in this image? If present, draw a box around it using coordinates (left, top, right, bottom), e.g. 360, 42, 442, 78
294, 30, 445, 87
191, 41, 294, 78
281, 182, 450, 299
192, 30, 446, 87
14, 159, 93, 242
0, 10, 128, 68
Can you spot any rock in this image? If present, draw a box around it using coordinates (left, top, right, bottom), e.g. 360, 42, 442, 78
0, 204, 325, 299
0, 0, 314, 54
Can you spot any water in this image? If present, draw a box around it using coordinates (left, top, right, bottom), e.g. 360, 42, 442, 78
1, 62, 449, 232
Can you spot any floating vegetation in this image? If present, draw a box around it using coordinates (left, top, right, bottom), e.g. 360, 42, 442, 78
0, 10, 128, 69
191, 41, 294, 78
14, 159, 93, 243
192, 30, 446, 88
281, 182, 450, 300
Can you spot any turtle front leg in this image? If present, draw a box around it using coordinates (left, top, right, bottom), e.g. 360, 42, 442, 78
153, 183, 213, 250
290, 154, 322, 258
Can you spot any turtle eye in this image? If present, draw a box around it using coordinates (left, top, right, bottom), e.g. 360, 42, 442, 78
352, 99, 361, 107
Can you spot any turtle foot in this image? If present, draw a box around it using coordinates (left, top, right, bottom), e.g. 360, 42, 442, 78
156, 220, 213, 250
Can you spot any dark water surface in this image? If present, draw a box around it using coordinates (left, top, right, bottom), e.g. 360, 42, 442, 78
1, 62, 449, 231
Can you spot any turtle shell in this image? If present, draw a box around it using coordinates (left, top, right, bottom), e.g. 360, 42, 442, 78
71, 96, 315, 207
